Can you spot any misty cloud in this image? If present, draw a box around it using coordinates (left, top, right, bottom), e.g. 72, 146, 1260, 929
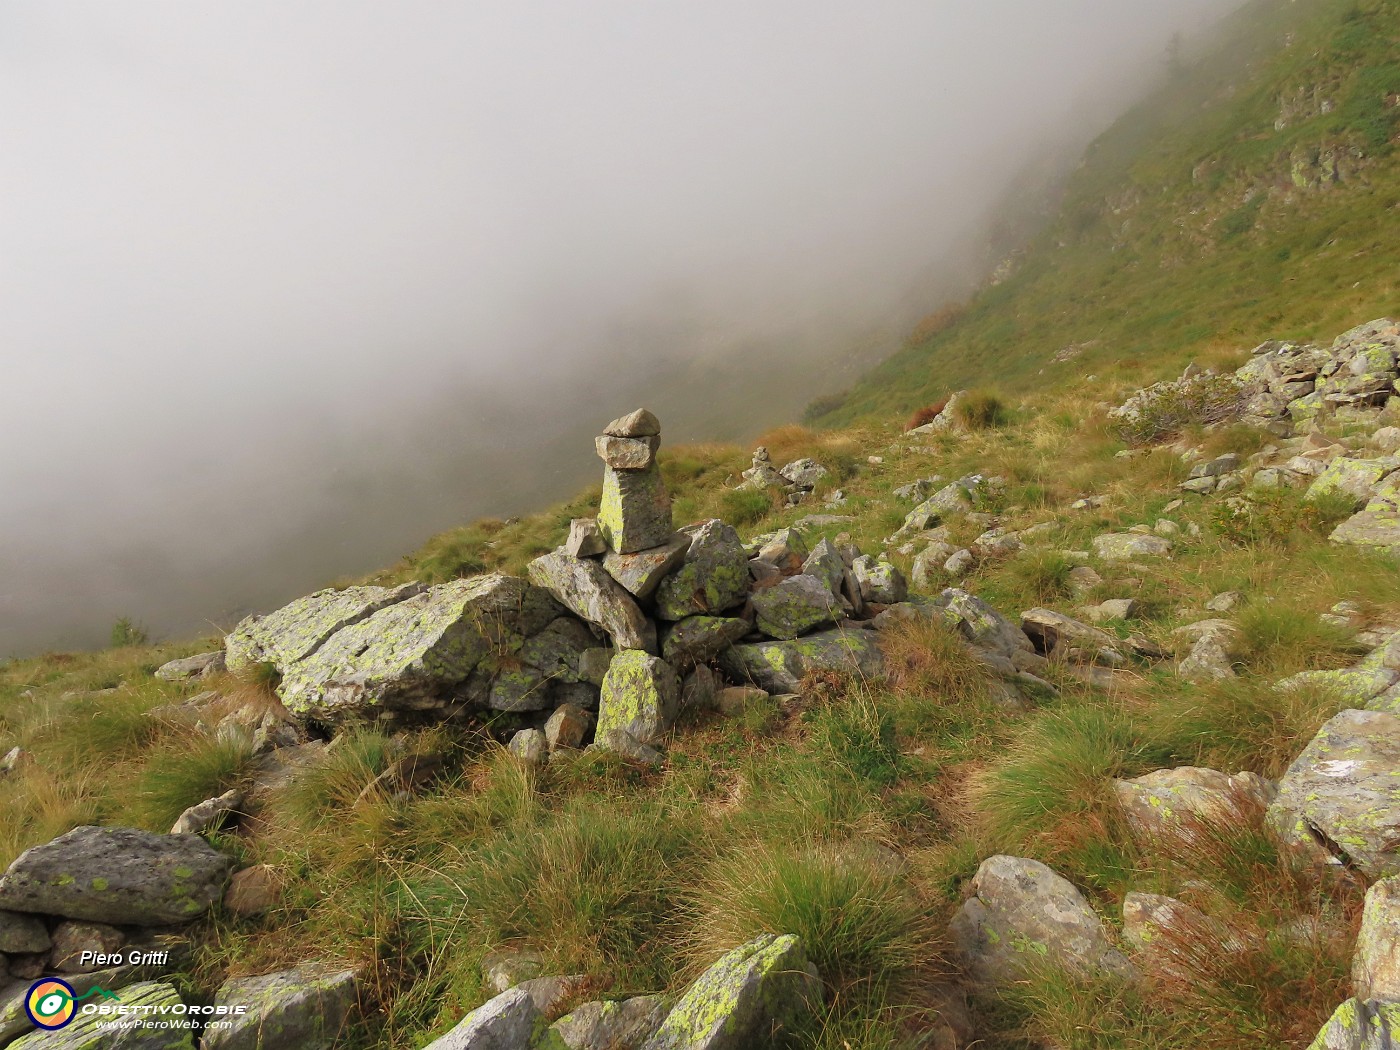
1, 1, 1238, 655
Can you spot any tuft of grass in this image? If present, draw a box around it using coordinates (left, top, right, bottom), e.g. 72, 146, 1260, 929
689, 840, 942, 1005
952, 389, 1010, 430
1231, 600, 1364, 675
279, 727, 395, 827
806, 693, 900, 789
718, 486, 775, 527
1000, 548, 1077, 605
134, 727, 256, 831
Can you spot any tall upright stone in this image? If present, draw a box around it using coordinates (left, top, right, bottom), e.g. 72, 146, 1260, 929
596, 409, 674, 554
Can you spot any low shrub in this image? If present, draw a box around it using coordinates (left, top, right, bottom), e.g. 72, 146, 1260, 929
904, 398, 949, 432
1112, 371, 1246, 445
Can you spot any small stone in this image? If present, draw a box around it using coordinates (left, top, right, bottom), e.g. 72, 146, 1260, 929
545, 704, 595, 751
1206, 590, 1243, 613
171, 788, 244, 836
680, 666, 719, 712
756, 529, 810, 574
156, 651, 226, 682
714, 686, 769, 715
578, 648, 614, 686
1067, 565, 1103, 596
596, 434, 659, 470
851, 556, 908, 604
482, 950, 544, 993
508, 729, 547, 765
944, 548, 974, 576
566, 519, 607, 558
592, 729, 664, 766
604, 408, 661, 438
224, 865, 279, 918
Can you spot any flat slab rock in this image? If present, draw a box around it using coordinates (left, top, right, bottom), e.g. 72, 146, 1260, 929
276, 575, 562, 719
203, 962, 359, 1050
641, 934, 820, 1050
948, 855, 1135, 986
0, 825, 233, 926
717, 629, 884, 693
529, 550, 657, 653
225, 583, 425, 673
1267, 709, 1400, 878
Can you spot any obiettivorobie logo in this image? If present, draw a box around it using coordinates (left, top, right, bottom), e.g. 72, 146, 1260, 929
24, 979, 120, 1030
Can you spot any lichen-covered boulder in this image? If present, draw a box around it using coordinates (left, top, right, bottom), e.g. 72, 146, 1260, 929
9, 981, 194, 1050
948, 855, 1135, 986
598, 652, 679, 746
935, 588, 1035, 660
851, 556, 908, 604
1093, 533, 1172, 560
654, 521, 750, 622
1277, 668, 1400, 711
420, 987, 540, 1050
543, 995, 667, 1050
641, 934, 821, 1050
718, 629, 884, 693
1021, 608, 1121, 664
1113, 767, 1276, 842
202, 962, 358, 1050
274, 575, 563, 720
225, 583, 425, 673
599, 465, 674, 555
751, 575, 841, 640
899, 476, 983, 533
801, 538, 847, 598
529, 551, 657, 653
0, 826, 233, 926
1308, 458, 1398, 509
604, 536, 689, 601
1355, 877, 1400, 1002
660, 617, 751, 670
1307, 999, 1400, 1050
1331, 510, 1400, 555
1267, 709, 1400, 878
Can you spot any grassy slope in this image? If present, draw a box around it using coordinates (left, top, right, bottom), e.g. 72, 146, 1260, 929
815, 0, 1400, 425
3, 2, 1400, 1048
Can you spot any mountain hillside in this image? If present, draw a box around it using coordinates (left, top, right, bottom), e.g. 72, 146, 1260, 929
812, 0, 1399, 425
2, 2, 1400, 1050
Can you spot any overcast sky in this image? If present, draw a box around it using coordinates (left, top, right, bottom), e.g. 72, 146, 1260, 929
0, 1, 1240, 656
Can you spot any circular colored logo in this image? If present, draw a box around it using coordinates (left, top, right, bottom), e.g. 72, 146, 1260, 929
25, 979, 76, 1030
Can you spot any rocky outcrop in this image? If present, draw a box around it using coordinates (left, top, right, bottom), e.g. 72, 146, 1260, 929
641, 934, 821, 1050
0, 826, 232, 926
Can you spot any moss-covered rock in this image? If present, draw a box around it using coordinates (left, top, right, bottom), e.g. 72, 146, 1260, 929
660, 616, 751, 670
1331, 510, 1400, 555
277, 575, 562, 720
1307, 458, 1398, 509
603, 536, 689, 601
203, 962, 358, 1050
225, 583, 425, 673
1267, 709, 1400, 878
948, 855, 1136, 987
598, 464, 673, 555
1354, 877, 1400, 1003
1308, 998, 1400, 1050
0, 826, 232, 926
653, 521, 750, 622
641, 934, 821, 1050
717, 629, 883, 693
544, 995, 667, 1050
1112, 766, 1275, 841
528, 551, 657, 653
598, 651, 679, 746
750, 575, 840, 640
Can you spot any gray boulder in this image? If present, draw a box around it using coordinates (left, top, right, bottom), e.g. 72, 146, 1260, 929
598, 652, 679, 746
1331, 510, 1400, 555
596, 434, 659, 471
1021, 608, 1121, 664
155, 651, 225, 682
9, 981, 193, 1050
801, 538, 847, 598
598, 465, 673, 555
420, 987, 540, 1050
529, 551, 656, 653
603, 536, 689, 601
1307, 999, 1400, 1049
779, 458, 829, 490
1113, 767, 1275, 842
0, 826, 232, 926
653, 521, 750, 622
851, 556, 908, 604
948, 855, 1135, 986
271, 576, 563, 720
1354, 877, 1400, 1002
604, 408, 661, 437
202, 963, 358, 1050
225, 582, 425, 674
935, 589, 1035, 661
1268, 709, 1400, 877
565, 518, 607, 558
718, 629, 884, 693
508, 729, 547, 765
641, 934, 821, 1050
547, 995, 667, 1050
1092, 533, 1172, 560
0, 911, 49, 954
660, 617, 751, 670
751, 575, 841, 640
545, 704, 595, 751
